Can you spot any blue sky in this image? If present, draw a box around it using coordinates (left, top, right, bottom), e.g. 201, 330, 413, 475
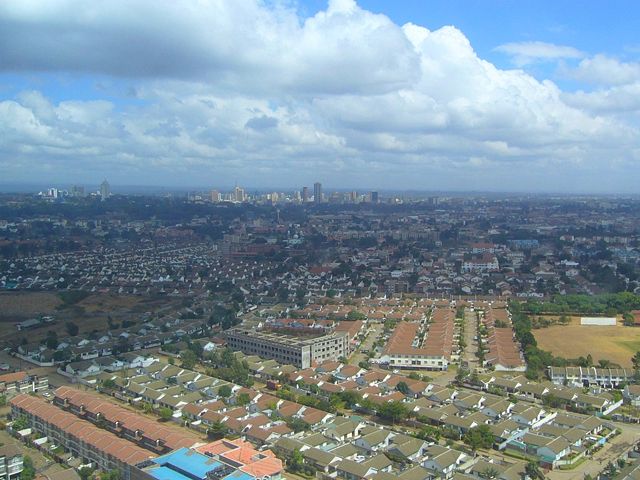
1, 0, 639, 192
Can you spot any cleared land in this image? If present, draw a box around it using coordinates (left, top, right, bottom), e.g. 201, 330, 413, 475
0, 292, 181, 346
0, 292, 62, 321
533, 317, 640, 367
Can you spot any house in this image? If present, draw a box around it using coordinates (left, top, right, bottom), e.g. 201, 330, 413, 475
302, 448, 341, 474
335, 455, 393, 480
323, 418, 366, 442
353, 429, 395, 453
387, 435, 430, 462
623, 384, 640, 407
422, 445, 472, 479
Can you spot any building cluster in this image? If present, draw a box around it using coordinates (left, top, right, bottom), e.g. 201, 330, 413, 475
17, 311, 207, 366
72, 348, 624, 471
379, 307, 456, 371
0, 371, 48, 397
10, 387, 283, 480
3, 194, 640, 296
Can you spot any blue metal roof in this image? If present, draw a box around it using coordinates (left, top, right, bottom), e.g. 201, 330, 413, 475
148, 466, 190, 480
223, 471, 255, 480
152, 447, 223, 480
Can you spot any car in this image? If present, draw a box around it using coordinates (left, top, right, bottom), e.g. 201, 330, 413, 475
0, 363, 10, 371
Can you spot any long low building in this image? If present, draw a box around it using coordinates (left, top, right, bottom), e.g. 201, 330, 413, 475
548, 366, 633, 387
53, 386, 199, 454
225, 328, 348, 368
378, 308, 455, 371
483, 308, 525, 372
10, 395, 154, 477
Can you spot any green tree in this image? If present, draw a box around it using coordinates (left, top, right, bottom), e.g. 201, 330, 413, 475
524, 461, 544, 480
99, 470, 121, 480
218, 384, 232, 398
65, 321, 79, 336
0, 395, 6, 407
463, 425, 495, 451
158, 407, 173, 421
288, 448, 304, 472
180, 349, 198, 369
78, 467, 94, 480
207, 420, 228, 440
346, 310, 366, 321
377, 401, 408, 424
236, 392, 250, 406
632, 351, 640, 370
20, 456, 35, 480
285, 417, 310, 433
101, 379, 117, 390
12, 415, 29, 431
44, 330, 58, 350
396, 381, 410, 395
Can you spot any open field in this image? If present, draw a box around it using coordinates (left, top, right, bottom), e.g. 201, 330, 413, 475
533, 318, 640, 367
0, 291, 182, 346
0, 292, 62, 321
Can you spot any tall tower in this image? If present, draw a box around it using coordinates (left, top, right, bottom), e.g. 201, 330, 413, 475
99, 180, 110, 201
302, 186, 309, 203
313, 182, 322, 204
234, 186, 245, 203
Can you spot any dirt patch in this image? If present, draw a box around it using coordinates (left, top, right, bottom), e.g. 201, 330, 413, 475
0, 292, 62, 321
533, 320, 640, 367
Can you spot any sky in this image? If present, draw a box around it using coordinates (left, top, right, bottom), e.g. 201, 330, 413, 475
1, 0, 639, 193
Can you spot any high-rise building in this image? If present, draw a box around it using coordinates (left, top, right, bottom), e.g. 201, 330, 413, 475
234, 186, 245, 203
99, 180, 110, 201
313, 182, 322, 204
370, 191, 379, 203
302, 186, 309, 203
70, 185, 85, 197
210, 190, 221, 202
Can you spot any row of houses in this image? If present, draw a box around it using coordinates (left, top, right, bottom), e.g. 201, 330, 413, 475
0, 371, 48, 397
481, 375, 624, 416
10, 393, 283, 480
378, 308, 456, 371
481, 308, 525, 372
17, 316, 207, 366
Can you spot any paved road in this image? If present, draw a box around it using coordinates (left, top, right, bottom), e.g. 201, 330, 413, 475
349, 322, 383, 366
461, 308, 479, 371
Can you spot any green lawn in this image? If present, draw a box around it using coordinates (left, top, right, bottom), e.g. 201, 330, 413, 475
614, 338, 640, 353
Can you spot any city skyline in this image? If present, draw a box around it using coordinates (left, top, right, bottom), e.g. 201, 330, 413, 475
1, 1, 639, 192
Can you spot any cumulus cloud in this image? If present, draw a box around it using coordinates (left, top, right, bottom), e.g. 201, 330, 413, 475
562, 54, 640, 86
495, 41, 584, 66
0, 1, 638, 191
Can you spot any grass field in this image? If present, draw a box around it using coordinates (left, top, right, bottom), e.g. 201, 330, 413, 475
533, 317, 640, 367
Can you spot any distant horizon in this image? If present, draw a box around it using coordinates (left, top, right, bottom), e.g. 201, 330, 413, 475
0, 180, 637, 198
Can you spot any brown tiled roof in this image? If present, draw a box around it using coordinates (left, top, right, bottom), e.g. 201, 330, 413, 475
53, 386, 198, 450
10, 395, 153, 465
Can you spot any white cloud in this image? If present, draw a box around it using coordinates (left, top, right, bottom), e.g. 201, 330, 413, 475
495, 41, 584, 66
0, 1, 638, 191
563, 83, 640, 113
563, 54, 640, 86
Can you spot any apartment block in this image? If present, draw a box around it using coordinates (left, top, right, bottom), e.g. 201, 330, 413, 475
225, 328, 348, 368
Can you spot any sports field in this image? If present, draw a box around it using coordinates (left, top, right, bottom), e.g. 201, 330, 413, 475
533, 318, 640, 367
